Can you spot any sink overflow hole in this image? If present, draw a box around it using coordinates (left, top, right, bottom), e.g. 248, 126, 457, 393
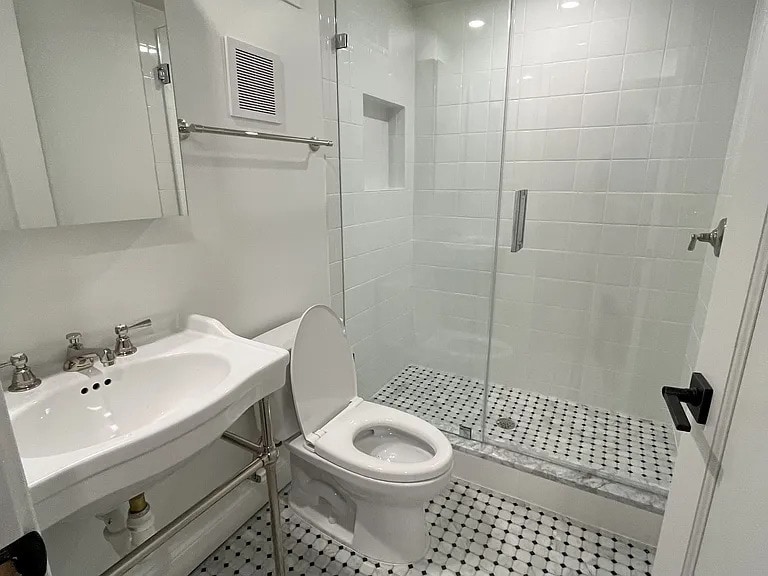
80, 387, 88, 395
496, 417, 517, 430
104, 378, 112, 385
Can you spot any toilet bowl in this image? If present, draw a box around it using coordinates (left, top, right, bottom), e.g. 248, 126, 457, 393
256, 305, 453, 564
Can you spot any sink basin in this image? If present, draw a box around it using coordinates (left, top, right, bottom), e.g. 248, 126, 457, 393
14, 353, 232, 458
6, 315, 289, 529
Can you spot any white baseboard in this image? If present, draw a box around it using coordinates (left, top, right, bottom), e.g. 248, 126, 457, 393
130, 457, 291, 576
453, 450, 663, 547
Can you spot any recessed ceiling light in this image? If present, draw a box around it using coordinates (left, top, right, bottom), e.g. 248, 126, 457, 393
468, 19, 485, 28
560, 1, 580, 8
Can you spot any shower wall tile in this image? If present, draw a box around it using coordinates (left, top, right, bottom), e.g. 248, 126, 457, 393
322, 0, 417, 398
327, 0, 755, 423
319, 0, 343, 317
681, 0, 766, 408
410, 0, 511, 381
491, 0, 755, 421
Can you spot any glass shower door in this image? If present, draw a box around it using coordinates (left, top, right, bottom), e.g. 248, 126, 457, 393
330, 0, 512, 441
484, 0, 754, 493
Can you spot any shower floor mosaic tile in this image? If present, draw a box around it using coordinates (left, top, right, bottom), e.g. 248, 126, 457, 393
190, 480, 655, 576
372, 365, 676, 493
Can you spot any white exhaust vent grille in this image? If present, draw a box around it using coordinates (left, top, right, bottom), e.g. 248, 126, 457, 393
225, 37, 284, 124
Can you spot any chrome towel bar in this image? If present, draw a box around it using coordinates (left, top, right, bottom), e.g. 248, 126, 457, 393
178, 118, 333, 151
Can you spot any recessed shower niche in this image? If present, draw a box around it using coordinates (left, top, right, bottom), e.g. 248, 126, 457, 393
362, 94, 405, 191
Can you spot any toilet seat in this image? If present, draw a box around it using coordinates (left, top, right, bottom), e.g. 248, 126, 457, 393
290, 305, 452, 484
313, 399, 453, 483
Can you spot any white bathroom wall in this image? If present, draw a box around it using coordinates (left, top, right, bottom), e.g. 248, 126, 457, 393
330, 0, 417, 398
0, 0, 329, 573
489, 0, 755, 421
411, 0, 511, 380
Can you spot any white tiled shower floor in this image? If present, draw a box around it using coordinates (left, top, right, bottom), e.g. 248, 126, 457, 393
190, 479, 655, 576
372, 365, 677, 493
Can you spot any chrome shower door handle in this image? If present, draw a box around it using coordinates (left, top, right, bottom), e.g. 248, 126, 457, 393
510, 189, 528, 253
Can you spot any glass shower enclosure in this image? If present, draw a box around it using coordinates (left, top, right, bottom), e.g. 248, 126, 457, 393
323, 0, 754, 496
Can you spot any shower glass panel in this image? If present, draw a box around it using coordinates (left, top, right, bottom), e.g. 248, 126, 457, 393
332, 0, 511, 440
329, 0, 756, 496
485, 0, 756, 493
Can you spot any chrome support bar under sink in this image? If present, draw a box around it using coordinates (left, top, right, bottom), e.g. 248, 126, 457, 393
99, 398, 285, 576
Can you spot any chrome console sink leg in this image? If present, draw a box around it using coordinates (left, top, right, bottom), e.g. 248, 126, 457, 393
258, 397, 286, 576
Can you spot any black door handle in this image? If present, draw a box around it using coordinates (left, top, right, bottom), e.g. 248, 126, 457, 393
662, 372, 713, 432
0, 532, 47, 576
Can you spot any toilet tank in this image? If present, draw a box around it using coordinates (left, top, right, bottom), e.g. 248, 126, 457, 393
253, 318, 302, 442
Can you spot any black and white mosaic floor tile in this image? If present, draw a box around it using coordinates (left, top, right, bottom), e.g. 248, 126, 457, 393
190, 480, 655, 576
372, 366, 676, 492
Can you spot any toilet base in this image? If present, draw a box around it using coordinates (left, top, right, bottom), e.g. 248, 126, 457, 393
287, 438, 452, 564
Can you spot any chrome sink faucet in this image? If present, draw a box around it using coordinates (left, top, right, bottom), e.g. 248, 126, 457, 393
63, 332, 116, 372
114, 319, 152, 356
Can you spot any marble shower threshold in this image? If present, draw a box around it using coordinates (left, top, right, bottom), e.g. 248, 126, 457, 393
372, 365, 674, 515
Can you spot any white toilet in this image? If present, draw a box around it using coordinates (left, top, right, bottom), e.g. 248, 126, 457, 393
254, 305, 453, 564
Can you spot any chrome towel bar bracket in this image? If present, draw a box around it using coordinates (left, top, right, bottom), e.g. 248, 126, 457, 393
178, 118, 334, 152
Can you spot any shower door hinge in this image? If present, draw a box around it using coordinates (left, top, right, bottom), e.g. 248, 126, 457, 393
333, 33, 349, 50
155, 63, 172, 85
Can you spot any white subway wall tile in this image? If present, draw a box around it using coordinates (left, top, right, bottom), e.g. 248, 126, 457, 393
330, 0, 755, 421
621, 50, 664, 89
582, 91, 620, 125
617, 88, 658, 124
589, 18, 629, 57
585, 55, 624, 92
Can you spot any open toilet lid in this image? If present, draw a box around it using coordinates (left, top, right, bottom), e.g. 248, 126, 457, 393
290, 304, 358, 440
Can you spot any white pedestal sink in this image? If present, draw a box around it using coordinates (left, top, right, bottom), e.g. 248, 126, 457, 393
5, 315, 289, 530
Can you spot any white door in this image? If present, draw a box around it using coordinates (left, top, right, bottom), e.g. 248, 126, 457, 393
692, 277, 768, 573
0, 389, 48, 575
653, 1, 768, 573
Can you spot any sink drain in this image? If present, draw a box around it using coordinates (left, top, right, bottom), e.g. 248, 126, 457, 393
496, 417, 517, 430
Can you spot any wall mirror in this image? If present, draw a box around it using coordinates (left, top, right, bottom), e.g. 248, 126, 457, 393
0, 0, 188, 229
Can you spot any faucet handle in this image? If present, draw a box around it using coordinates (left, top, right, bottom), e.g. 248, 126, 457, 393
115, 319, 152, 338
0, 353, 29, 370
66, 332, 83, 348
114, 319, 152, 356
1, 353, 42, 392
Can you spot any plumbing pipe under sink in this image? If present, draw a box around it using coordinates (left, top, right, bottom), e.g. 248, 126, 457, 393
99, 494, 157, 557
126, 495, 156, 549
98, 509, 131, 557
